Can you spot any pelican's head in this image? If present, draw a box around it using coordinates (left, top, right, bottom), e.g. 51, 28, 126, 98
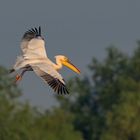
55, 55, 80, 74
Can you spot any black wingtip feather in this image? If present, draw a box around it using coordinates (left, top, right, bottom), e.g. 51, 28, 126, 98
62, 87, 66, 94
22, 26, 42, 40
40, 73, 69, 95
39, 26, 41, 36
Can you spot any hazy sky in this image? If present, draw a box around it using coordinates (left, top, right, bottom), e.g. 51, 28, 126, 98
1, 0, 140, 109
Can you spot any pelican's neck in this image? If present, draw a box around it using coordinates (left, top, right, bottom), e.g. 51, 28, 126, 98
53, 57, 63, 70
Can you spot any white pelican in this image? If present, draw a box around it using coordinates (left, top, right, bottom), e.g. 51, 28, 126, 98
10, 27, 80, 94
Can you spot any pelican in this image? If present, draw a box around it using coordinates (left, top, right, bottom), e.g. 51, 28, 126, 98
10, 27, 80, 94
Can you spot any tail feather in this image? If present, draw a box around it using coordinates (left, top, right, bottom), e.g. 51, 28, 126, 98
9, 69, 15, 73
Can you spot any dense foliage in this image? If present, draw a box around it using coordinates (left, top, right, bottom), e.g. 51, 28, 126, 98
57, 43, 140, 140
0, 67, 83, 140
1, 43, 140, 140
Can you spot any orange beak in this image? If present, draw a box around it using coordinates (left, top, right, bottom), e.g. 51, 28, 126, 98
62, 60, 80, 74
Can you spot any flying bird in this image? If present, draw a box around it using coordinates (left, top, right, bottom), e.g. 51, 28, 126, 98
10, 27, 80, 94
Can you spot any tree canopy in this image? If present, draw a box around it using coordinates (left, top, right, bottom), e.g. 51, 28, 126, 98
57, 43, 140, 140
1, 42, 140, 140
0, 67, 83, 139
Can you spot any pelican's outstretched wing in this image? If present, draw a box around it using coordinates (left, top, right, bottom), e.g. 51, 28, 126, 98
30, 63, 69, 94
20, 27, 47, 59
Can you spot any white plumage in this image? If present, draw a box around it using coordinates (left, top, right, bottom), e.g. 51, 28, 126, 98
10, 27, 80, 94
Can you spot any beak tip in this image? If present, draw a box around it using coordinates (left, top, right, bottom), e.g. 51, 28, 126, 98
78, 71, 81, 74
75, 69, 81, 74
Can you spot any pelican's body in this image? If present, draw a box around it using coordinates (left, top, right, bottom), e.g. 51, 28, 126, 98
10, 27, 80, 94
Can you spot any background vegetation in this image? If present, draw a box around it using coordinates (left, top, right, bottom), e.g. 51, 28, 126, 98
1, 42, 140, 139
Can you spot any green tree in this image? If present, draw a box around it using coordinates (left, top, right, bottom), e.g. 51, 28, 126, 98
32, 108, 83, 140
57, 43, 140, 140
0, 66, 83, 140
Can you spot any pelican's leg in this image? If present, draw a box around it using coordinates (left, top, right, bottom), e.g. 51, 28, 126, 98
15, 67, 33, 83
15, 69, 27, 83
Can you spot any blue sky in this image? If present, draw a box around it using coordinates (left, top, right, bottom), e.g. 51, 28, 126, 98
1, 0, 140, 109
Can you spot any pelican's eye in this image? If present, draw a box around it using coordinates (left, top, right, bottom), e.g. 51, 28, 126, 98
64, 57, 69, 61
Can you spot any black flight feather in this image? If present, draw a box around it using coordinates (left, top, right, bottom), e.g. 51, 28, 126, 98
22, 26, 42, 41
40, 73, 69, 95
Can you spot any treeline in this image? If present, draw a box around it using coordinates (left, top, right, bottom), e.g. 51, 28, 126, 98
1, 42, 140, 140
0, 68, 82, 140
